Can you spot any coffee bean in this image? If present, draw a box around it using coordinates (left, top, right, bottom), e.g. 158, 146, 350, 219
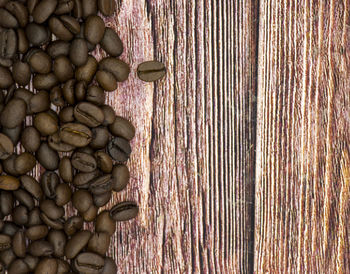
13, 88, 33, 114
96, 70, 117, 91
12, 205, 29, 225
0, 175, 20, 190
50, 86, 65, 107
0, 8, 18, 28
0, 234, 11, 251
48, 230, 66, 257
55, 0, 74, 14
59, 156, 73, 183
87, 232, 110, 256
109, 116, 135, 140
32, 0, 57, 23
70, 38, 88, 66
90, 126, 109, 149
29, 240, 54, 257
108, 137, 131, 162
95, 151, 113, 173
12, 230, 26, 257
111, 164, 130, 192
33, 73, 59, 90
60, 122, 92, 147
0, 133, 13, 159
101, 105, 116, 125
0, 192, 14, 216
40, 212, 65, 230
49, 16, 74, 41
84, 15, 105, 44
72, 151, 97, 172
27, 48, 52, 74
17, 28, 28, 53
34, 112, 58, 136
21, 126, 40, 152
2, 222, 19, 237
75, 55, 97, 83
62, 78, 75, 104
64, 230, 91, 259
82, 0, 97, 18
2, 155, 19, 176
25, 225, 49, 241
28, 207, 43, 226
93, 191, 111, 207
47, 40, 70, 58
8, 259, 29, 274
100, 27, 122, 56
73, 0, 82, 17
40, 199, 64, 219
5, 1, 27, 27
89, 174, 112, 195
12, 61, 31, 86
0, 29, 17, 59
95, 210, 115, 236
72, 170, 99, 188
23, 255, 39, 272
72, 189, 93, 213
110, 201, 138, 221
86, 84, 105, 105
99, 57, 130, 82
55, 183, 72, 206
14, 152, 36, 174
0, 98, 25, 128
41, 171, 59, 199
81, 204, 97, 222
37, 143, 59, 170
53, 55, 74, 82
137, 60, 166, 82
34, 258, 57, 274
101, 257, 117, 274
25, 23, 51, 46
14, 188, 34, 210
73, 252, 104, 274
2, 124, 22, 146
74, 102, 104, 127
20, 175, 43, 201
64, 216, 83, 236
60, 15, 80, 34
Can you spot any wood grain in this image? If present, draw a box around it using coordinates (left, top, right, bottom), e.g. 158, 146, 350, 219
255, 0, 350, 272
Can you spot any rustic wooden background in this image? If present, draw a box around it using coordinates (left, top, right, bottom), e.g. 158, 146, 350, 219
70, 0, 349, 273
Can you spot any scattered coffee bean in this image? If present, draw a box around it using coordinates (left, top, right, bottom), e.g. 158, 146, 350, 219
137, 60, 166, 82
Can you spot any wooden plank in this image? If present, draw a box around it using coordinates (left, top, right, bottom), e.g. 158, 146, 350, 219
255, 0, 350, 272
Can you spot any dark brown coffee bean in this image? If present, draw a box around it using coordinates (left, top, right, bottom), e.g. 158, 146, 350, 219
64, 215, 83, 236
60, 122, 92, 147
93, 191, 111, 207
29, 240, 53, 257
30, 90, 50, 113
137, 60, 166, 82
73, 0, 82, 18
2, 124, 22, 145
69, 38, 88, 67
59, 156, 73, 183
60, 14, 80, 34
95, 151, 112, 173
0, 175, 19, 190
0, 8, 18, 28
0, 133, 13, 159
75, 80, 87, 101
0, 248, 15, 268
0, 29, 17, 59
72, 189, 93, 212
109, 116, 135, 140
53, 55, 74, 82
49, 16, 74, 41
25, 23, 51, 46
12, 230, 25, 257
48, 132, 75, 152
37, 142, 59, 170
101, 257, 117, 274
28, 207, 43, 226
46, 108, 60, 123
82, 204, 97, 221
73, 252, 104, 274
74, 102, 104, 127
14, 152, 36, 174
0, 234, 11, 251
72, 151, 97, 172
0, 192, 13, 216
17, 28, 28, 53
110, 201, 138, 221
27, 49, 52, 74
55, 183, 72, 206
13, 88, 33, 114
2, 222, 19, 236
2, 154, 19, 176
82, 0, 96, 17
5, 1, 27, 27
108, 137, 131, 162
35, 258, 57, 274
50, 86, 65, 107
101, 105, 116, 125
98, 0, 114, 15
25, 225, 49, 241
62, 78, 75, 104
20, 126, 40, 152
72, 170, 99, 188
100, 27, 122, 56
12, 61, 30, 86
55, 0, 74, 14
99, 57, 130, 82
41, 171, 59, 199
20, 175, 43, 200
12, 205, 29, 225
40, 199, 64, 219
91, 127, 109, 149
75, 55, 97, 83
48, 230, 66, 257
111, 164, 130, 192
47, 40, 70, 58
34, 112, 59, 136
87, 232, 109, 255
33, 73, 59, 90
23, 255, 39, 272
95, 210, 115, 235
86, 84, 105, 105
56, 258, 71, 274
40, 212, 64, 230
84, 15, 105, 44
33, 0, 57, 23
14, 189, 34, 210
65, 230, 91, 259
89, 174, 112, 195
8, 259, 29, 274
0, 66, 13, 89
96, 70, 117, 91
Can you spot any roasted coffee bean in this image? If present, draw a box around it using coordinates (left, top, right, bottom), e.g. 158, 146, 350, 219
2, 222, 19, 237
62, 78, 75, 104
12, 205, 29, 225
55, 0, 74, 14
47, 40, 70, 58
110, 201, 138, 221
96, 70, 117, 91
0, 175, 20, 190
82, 204, 97, 221
55, 183, 72, 206
5, 1, 28, 28
0, 192, 13, 216
59, 156, 73, 183
17, 28, 28, 53
59, 122, 92, 147
111, 164, 130, 192
75, 80, 86, 101
14, 152, 36, 174
82, 0, 96, 17
73, 252, 104, 274
108, 137, 131, 162
2, 124, 22, 145
75, 55, 97, 83
56, 258, 71, 274
2, 155, 19, 176
74, 102, 104, 127
13, 88, 33, 114
0, 29, 17, 59
40, 199, 64, 219
25, 23, 51, 46
0, 234, 11, 251
95, 210, 115, 236
21, 126, 41, 152
70, 38, 88, 66
72, 189, 93, 212
53, 55, 74, 82
64, 215, 83, 236
87, 232, 110, 255
89, 174, 112, 195
95, 151, 113, 173
59, 106, 74, 123
23, 255, 39, 272
28, 207, 43, 226
101, 257, 117, 274
98, 0, 114, 15
40, 212, 65, 230
109, 116, 135, 140
60, 15, 80, 34
32, 0, 57, 23
84, 15, 105, 44
93, 191, 111, 207
0, 8, 18, 28
50, 86, 65, 107
101, 105, 116, 125
14, 188, 35, 210
8, 259, 29, 274
37, 143, 59, 170
0, 249, 16, 268
30, 90, 50, 113
99, 57, 130, 82
0, 133, 13, 159
27, 49, 52, 74
12, 61, 30, 86
48, 133, 76, 152
49, 16, 74, 41
34, 258, 57, 274
33, 73, 59, 90
41, 171, 59, 199
100, 27, 122, 56
29, 240, 53, 257
0, 98, 26, 128
72, 151, 97, 172
137, 60, 166, 82
72, 170, 99, 188
25, 225, 49, 241
64, 230, 91, 259
86, 84, 105, 105
48, 229, 66, 257
12, 230, 26, 257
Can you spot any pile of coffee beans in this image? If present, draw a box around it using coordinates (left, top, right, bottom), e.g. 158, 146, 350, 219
0, 0, 165, 272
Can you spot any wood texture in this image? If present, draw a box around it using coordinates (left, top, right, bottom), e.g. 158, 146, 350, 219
255, 1, 350, 272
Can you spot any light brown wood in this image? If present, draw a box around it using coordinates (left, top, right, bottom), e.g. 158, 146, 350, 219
255, 0, 350, 272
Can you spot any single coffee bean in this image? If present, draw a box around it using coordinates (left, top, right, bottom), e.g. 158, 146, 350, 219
2, 155, 19, 176
0, 98, 26, 128
59, 156, 73, 183
95, 210, 115, 236
59, 106, 74, 123
12, 205, 29, 225
64, 230, 91, 259
55, 0, 74, 14
40, 199, 64, 219
23, 255, 39, 272
95, 151, 113, 173
98, 0, 114, 15
50, 86, 65, 107
56, 258, 71, 274
2, 124, 22, 145
14, 152, 36, 174
111, 164, 130, 192
40, 212, 65, 230
59, 122, 92, 147
32, 0, 57, 23
13, 88, 33, 114
0, 8, 18, 28
75, 55, 97, 83
74, 101, 104, 127
82, 204, 97, 222
110, 201, 139, 221
12, 61, 30, 86
2, 222, 19, 237
0, 191, 14, 216
73, 252, 104, 274
99, 57, 130, 82
0, 133, 13, 159
33, 73, 59, 90
72, 170, 99, 188
37, 142, 60, 170
55, 183, 72, 206
41, 171, 59, 199
53, 55, 74, 82
0, 67, 14, 90
8, 259, 29, 274
100, 27, 122, 56
29, 241, 54, 257
17, 28, 28, 54
0, 249, 16, 268
0, 29, 18, 60
62, 78, 75, 104
0, 234, 11, 251
28, 207, 43, 226
84, 15, 105, 44
34, 258, 57, 274
5, 1, 28, 28
101, 257, 117, 274
33, 111, 58, 136
12, 230, 26, 257
47, 40, 70, 58
69, 38, 88, 66
72, 189, 93, 213
21, 126, 40, 152
86, 84, 105, 105
89, 174, 112, 195
20, 175, 43, 201
72, 151, 97, 172
0, 175, 20, 190
101, 105, 116, 125
93, 191, 111, 207
87, 232, 110, 255
108, 137, 131, 162
60, 15, 80, 34
49, 16, 74, 41
49, 133, 75, 152
137, 60, 166, 82
82, 0, 96, 17
14, 189, 35, 210
30, 90, 51, 113
27, 49, 52, 74
96, 70, 117, 91
64, 215, 83, 236
109, 116, 135, 140
25, 23, 51, 46
25, 225, 48, 241
48, 230, 66, 257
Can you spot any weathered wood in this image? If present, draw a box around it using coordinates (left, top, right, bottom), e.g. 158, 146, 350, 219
255, 1, 350, 272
